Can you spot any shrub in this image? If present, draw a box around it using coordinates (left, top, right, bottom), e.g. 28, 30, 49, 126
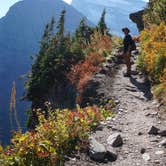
143, 0, 166, 26
0, 106, 113, 165
68, 31, 112, 104
138, 22, 166, 105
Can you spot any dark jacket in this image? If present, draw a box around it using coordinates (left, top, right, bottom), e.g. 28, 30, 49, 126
123, 34, 133, 53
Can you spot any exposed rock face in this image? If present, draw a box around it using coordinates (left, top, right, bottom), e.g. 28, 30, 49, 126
129, 10, 144, 32
89, 137, 118, 162
89, 137, 107, 162
107, 133, 123, 147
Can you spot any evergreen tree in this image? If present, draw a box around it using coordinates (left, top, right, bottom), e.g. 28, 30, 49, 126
97, 9, 108, 35
56, 10, 66, 37
26, 18, 55, 100
74, 18, 92, 45
26, 11, 71, 102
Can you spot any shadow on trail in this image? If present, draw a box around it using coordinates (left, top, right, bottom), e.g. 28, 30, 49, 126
129, 76, 153, 100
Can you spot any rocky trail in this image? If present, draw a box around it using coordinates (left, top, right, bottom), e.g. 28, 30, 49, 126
65, 56, 166, 166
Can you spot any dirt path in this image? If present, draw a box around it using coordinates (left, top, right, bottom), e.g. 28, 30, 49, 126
65, 63, 166, 166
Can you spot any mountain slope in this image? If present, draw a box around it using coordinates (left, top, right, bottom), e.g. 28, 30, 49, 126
71, 0, 147, 35
0, 0, 91, 145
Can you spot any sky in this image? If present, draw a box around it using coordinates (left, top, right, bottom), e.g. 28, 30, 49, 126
0, 0, 148, 18
0, 0, 72, 18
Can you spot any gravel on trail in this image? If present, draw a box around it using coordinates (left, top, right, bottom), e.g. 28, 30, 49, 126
65, 62, 166, 166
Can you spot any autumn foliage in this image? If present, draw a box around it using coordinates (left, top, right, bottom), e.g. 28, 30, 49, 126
68, 31, 112, 104
0, 106, 112, 165
138, 22, 166, 105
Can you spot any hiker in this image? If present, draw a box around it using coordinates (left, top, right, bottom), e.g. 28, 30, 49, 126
122, 27, 135, 77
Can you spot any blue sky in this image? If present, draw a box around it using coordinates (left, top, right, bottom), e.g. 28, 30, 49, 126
0, 0, 72, 18
0, 0, 148, 18
0, 0, 19, 17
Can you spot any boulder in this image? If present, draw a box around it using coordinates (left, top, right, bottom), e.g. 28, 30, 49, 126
89, 137, 107, 162
158, 130, 166, 137
129, 10, 144, 32
106, 146, 118, 161
107, 133, 123, 147
148, 126, 160, 135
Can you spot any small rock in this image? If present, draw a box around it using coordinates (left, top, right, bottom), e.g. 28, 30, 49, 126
159, 139, 166, 148
107, 133, 123, 147
148, 126, 160, 135
118, 108, 123, 112
142, 153, 150, 161
138, 132, 143, 136
140, 148, 146, 154
154, 160, 160, 164
111, 127, 122, 132
96, 125, 104, 131
145, 112, 158, 117
99, 67, 109, 74
155, 151, 164, 155
124, 150, 129, 154
150, 139, 159, 143
100, 122, 107, 126
115, 100, 120, 104
158, 130, 166, 137
89, 137, 107, 162
106, 146, 118, 161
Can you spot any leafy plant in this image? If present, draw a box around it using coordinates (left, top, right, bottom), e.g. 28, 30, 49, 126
143, 0, 166, 26
0, 106, 113, 165
138, 22, 166, 105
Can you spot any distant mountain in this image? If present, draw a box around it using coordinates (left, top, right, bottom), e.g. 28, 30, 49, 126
0, 0, 91, 145
71, 0, 147, 35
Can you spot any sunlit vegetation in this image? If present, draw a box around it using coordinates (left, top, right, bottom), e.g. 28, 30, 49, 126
143, 0, 166, 26
68, 31, 112, 104
0, 9, 114, 165
138, 0, 166, 106
0, 106, 113, 165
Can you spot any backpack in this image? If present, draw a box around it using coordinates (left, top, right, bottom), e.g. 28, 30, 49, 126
131, 39, 136, 51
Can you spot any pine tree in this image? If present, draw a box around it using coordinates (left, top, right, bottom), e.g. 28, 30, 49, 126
97, 9, 108, 35
26, 11, 70, 101
56, 10, 66, 38
74, 18, 92, 45
26, 18, 55, 100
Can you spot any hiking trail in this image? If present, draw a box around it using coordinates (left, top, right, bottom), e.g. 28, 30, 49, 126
65, 58, 166, 166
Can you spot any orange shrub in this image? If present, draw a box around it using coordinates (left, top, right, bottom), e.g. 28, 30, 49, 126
68, 52, 104, 104
88, 31, 112, 56
139, 22, 166, 105
68, 32, 112, 104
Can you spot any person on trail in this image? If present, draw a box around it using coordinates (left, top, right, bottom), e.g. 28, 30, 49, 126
122, 27, 134, 77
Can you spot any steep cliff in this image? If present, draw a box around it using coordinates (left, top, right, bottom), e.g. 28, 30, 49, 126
129, 10, 144, 32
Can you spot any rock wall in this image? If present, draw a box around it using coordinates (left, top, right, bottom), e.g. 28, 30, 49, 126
129, 10, 144, 32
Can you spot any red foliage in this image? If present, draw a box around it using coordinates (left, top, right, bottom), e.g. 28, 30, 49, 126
68, 52, 104, 104
67, 32, 112, 104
